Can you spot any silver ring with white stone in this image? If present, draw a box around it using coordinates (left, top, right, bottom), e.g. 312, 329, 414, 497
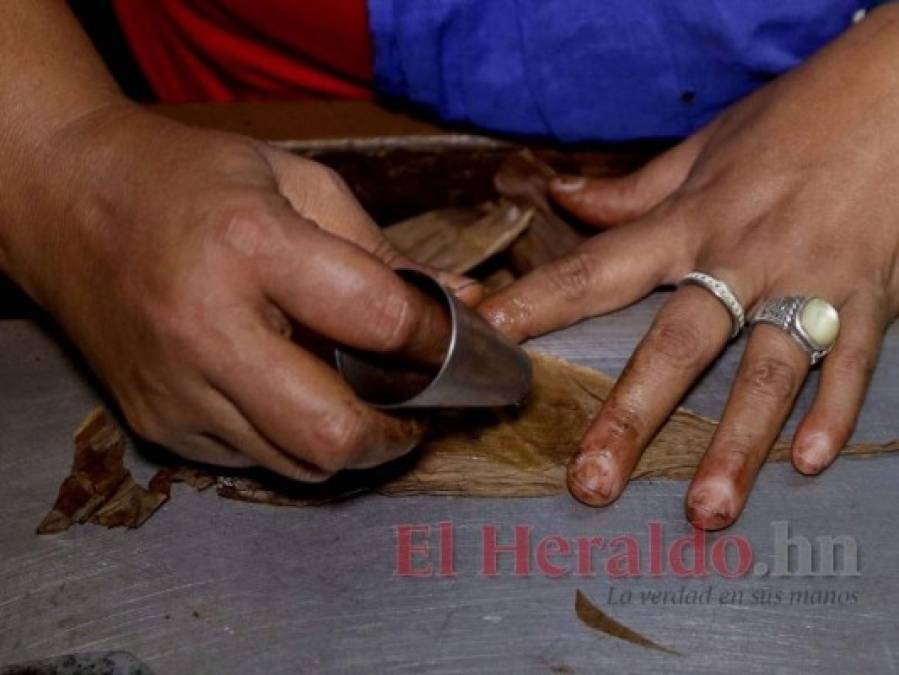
750, 296, 840, 366
680, 272, 746, 339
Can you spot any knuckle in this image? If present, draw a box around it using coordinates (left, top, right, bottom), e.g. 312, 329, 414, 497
717, 441, 753, 466
124, 407, 171, 446
599, 399, 643, 445
615, 173, 646, 217
641, 316, 708, 371
364, 288, 417, 352
150, 297, 215, 365
311, 406, 371, 471
542, 251, 595, 302
739, 356, 798, 402
710, 430, 756, 471
828, 348, 876, 382
216, 205, 278, 258
370, 236, 402, 266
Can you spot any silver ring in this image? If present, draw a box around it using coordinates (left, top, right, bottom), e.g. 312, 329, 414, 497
680, 272, 746, 338
750, 296, 840, 366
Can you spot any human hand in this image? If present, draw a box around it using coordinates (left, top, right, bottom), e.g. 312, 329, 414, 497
479, 6, 899, 529
1, 105, 478, 480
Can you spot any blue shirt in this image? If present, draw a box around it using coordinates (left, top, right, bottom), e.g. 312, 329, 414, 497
369, 1, 878, 141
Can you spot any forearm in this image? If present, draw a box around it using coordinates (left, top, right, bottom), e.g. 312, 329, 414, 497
0, 1, 131, 300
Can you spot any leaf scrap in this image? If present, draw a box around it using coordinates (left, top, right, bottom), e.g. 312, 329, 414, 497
494, 150, 585, 273
37, 409, 214, 534
575, 589, 680, 655
384, 200, 533, 275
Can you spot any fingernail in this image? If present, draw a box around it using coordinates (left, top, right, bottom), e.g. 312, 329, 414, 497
551, 175, 587, 193
567, 451, 620, 506
686, 481, 735, 531
793, 435, 832, 475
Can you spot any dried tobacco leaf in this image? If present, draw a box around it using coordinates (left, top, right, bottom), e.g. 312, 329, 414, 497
481, 268, 517, 296
38, 409, 214, 534
54, 352, 899, 517
37, 408, 131, 533
149, 466, 217, 494
91, 475, 169, 529
494, 150, 585, 273
216, 352, 899, 506
575, 590, 679, 655
384, 200, 532, 274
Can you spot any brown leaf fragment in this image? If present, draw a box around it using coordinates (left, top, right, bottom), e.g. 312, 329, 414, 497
37, 407, 130, 534
494, 150, 585, 273
91, 475, 169, 529
384, 200, 532, 275
494, 148, 558, 213
38, 409, 213, 534
481, 268, 517, 296
575, 589, 680, 655
148, 466, 217, 495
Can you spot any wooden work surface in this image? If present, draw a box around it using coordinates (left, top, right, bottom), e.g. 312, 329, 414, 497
1, 102, 897, 674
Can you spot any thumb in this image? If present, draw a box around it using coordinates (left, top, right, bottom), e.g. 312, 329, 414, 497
549, 125, 714, 227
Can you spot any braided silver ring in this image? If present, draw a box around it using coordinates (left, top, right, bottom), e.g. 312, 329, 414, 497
750, 296, 840, 366
680, 272, 746, 339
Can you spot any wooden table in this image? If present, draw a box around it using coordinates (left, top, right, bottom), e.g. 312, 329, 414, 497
1, 102, 897, 674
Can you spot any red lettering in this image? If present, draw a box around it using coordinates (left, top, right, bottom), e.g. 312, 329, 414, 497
605, 534, 641, 578
575, 536, 605, 577
648, 521, 664, 576
481, 524, 531, 576
711, 535, 753, 578
536, 535, 571, 577
669, 527, 708, 578
395, 524, 432, 577
438, 521, 455, 577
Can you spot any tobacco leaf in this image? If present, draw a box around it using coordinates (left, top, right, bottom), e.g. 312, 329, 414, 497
215, 352, 899, 505
494, 150, 585, 274
384, 200, 533, 275
91, 475, 169, 529
481, 267, 517, 296
149, 465, 217, 493
38, 409, 214, 534
37, 408, 131, 533
55, 352, 899, 517
575, 589, 680, 655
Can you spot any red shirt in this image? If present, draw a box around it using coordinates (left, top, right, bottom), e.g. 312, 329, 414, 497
113, 0, 373, 103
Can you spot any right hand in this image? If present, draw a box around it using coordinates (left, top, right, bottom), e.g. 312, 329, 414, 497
2, 105, 477, 481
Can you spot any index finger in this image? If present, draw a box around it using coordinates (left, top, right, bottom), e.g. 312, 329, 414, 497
478, 214, 685, 343
254, 210, 451, 366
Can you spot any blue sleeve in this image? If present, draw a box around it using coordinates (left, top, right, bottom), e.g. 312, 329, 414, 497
369, 0, 875, 141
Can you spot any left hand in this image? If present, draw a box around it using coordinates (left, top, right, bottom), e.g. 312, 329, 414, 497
479, 5, 899, 529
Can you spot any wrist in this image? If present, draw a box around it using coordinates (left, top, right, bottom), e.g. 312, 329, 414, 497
0, 98, 142, 312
